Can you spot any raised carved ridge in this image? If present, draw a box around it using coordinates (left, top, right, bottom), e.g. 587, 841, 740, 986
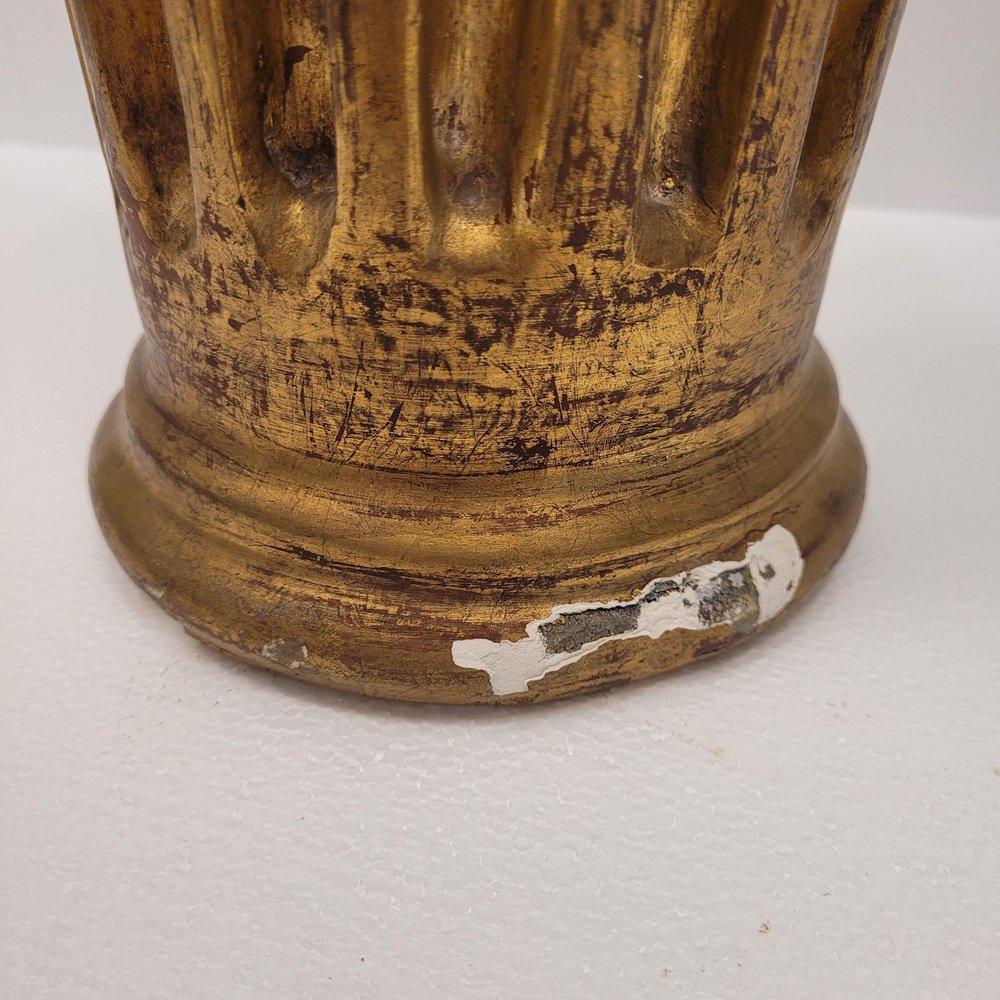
69, 0, 904, 273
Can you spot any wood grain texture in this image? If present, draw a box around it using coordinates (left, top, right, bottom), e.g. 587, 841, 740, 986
69, 0, 905, 703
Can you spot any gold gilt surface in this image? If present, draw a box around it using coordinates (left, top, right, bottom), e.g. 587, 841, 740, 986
69, 0, 905, 703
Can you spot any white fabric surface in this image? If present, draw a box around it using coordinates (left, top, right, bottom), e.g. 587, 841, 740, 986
2, 144, 998, 999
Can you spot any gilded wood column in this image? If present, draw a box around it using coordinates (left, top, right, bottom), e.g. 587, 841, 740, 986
69, 0, 905, 703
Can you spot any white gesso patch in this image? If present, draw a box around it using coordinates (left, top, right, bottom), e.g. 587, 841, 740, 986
261, 639, 310, 670
451, 524, 804, 697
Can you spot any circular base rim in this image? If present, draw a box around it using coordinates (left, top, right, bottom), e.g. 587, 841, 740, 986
90, 376, 865, 704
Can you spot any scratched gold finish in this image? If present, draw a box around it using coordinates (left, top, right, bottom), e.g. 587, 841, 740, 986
69, 0, 904, 703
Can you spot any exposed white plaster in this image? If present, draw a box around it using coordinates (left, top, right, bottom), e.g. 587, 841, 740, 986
261, 640, 310, 670
141, 580, 166, 601
452, 525, 804, 696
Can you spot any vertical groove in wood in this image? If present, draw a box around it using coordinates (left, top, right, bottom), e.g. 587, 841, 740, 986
261, 0, 338, 199
66, 0, 193, 246
786, 0, 907, 251
421, 0, 524, 220
509, 0, 568, 227
528, 0, 662, 254
420, 0, 528, 265
723, 0, 838, 241
633, 0, 779, 268
163, 0, 336, 270
327, 0, 428, 242
161, 0, 269, 237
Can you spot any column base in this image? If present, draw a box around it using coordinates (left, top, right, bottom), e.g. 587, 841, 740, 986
91, 340, 865, 705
